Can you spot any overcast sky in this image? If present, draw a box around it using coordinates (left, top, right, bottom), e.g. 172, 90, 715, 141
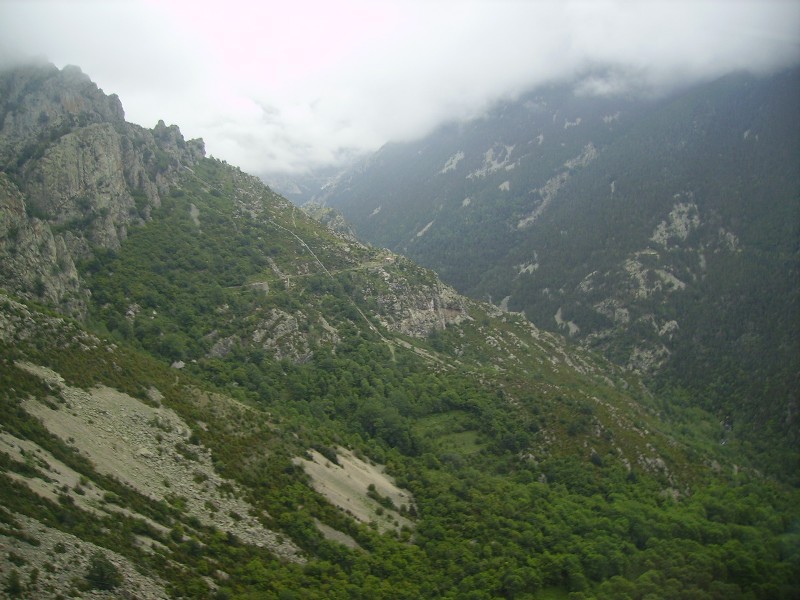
1, 0, 798, 175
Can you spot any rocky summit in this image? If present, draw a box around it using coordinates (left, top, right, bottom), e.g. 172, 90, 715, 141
1, 62, 203, 317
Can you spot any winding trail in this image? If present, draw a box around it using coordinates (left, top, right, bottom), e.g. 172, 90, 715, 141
179, 165, 450, 365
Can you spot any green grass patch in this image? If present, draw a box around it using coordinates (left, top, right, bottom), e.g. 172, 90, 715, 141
414, 411, 484, 455
437, 430, 483, 455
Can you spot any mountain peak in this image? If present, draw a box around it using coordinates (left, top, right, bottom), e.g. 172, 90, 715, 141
0, 61, 204, 315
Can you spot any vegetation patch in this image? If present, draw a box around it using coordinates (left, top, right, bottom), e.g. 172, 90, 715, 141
15, 361, 302, 561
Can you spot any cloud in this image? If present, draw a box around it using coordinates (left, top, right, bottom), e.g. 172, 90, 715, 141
1, 0, 798, 175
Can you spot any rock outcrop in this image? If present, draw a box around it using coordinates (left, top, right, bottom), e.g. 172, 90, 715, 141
360, 257, 470, 338
0, 61, 205, 316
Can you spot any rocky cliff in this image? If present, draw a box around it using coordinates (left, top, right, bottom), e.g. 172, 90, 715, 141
0, 62, 204, 316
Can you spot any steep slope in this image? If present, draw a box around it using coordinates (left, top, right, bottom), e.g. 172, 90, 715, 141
0, 60, 203, 318
1, 62, 798, 599
313, 68, 800, 472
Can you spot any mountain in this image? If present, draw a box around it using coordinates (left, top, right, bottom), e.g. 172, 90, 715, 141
311, 68, 800, 470
266, 164, 355, 206
0, 61, 204, 319
1, 62, 799, 599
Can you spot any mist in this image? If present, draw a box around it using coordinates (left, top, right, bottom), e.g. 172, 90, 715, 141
1, 0, 798, 175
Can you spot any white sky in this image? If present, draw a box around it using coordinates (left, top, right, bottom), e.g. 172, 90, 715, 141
1, 0, 798, 175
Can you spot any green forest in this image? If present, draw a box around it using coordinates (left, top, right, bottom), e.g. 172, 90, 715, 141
2, 155, 798, 599
319, 69, 800, 481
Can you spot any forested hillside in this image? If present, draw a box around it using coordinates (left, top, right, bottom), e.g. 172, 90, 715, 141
0, 62, 798, 599
311, 68, 800, 476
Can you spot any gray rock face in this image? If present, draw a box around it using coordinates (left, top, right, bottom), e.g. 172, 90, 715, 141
0, 62, 124, 166
303, 202, 361, 242
0, 172, 85, 313
0, 62, 205, 316
361, 258, 470, 338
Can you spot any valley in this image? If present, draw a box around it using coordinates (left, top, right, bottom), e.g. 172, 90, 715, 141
0, 61, 798, 599
305, 68, 800, 478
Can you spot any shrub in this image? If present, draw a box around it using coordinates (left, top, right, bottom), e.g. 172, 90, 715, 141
4, 569, 22, 596
85, 551, 123, 590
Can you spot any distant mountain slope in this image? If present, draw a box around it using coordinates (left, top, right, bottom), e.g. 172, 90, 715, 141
1, 61, 798, 599
315, 68, 800, 463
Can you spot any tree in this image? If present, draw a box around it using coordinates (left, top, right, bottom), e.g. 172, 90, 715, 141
85, 551, 123, 590
4, 569, 22, 597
